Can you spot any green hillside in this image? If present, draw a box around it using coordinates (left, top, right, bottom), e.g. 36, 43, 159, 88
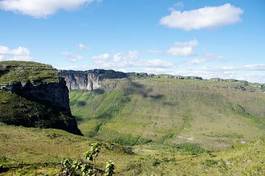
70, 78, 265, 150
1, 62, 265, 175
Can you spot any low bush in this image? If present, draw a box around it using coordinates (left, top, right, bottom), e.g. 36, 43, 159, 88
175, 143, 208, 155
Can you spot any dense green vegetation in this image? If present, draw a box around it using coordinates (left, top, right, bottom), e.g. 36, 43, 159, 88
0, 61, 58, 84
70, 78, 265, 150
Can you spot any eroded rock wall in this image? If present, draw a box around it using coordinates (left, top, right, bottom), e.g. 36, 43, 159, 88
59, 69, 128, 91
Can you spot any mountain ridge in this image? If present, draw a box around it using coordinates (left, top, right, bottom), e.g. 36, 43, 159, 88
60, 69, 265, 92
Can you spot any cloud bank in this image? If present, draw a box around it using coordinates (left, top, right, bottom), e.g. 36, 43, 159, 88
91, 51, 175, 73
0, 45, 33, 61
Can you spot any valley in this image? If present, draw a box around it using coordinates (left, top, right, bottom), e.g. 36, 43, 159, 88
1, 61, 265, 175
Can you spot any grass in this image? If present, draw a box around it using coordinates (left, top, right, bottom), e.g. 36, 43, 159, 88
0, 61, 58, 84
0, 125, 135, 176
70, 78, 265, 149
174, 143, 208, 155
1, 124, 265, 175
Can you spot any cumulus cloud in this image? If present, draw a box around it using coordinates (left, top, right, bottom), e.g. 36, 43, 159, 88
160, 3, 243, 30
0, 0, 95, 18
0, 45, 33, 61
167, 40, 198, 56
91, 51, 175, 72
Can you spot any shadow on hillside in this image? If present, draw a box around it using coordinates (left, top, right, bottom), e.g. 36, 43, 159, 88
125, 80, 164, 100
92, 88, 105, 95
76, 101, 86, 107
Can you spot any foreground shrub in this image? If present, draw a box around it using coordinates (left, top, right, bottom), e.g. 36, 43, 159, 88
60, 143, 115, 176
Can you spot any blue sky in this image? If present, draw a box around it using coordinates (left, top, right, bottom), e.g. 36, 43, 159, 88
0, 0, 264, 82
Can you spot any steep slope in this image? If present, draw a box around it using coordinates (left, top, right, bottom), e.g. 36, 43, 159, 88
0, 61, 81, 135
70, 77, 265, 149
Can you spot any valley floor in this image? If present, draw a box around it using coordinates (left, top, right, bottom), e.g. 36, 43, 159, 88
1, 125, 265, 176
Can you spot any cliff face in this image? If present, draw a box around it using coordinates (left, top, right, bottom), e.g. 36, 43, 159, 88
2, 78, 71, 114
59, 69, 128, 91
0, 61, 81, 135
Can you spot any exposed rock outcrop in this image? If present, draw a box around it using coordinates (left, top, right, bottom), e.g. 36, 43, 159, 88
59, 69, 128, 91
1, 78, 71, 114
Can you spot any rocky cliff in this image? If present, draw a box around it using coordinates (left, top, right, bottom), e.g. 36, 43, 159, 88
1, 78, 71, 114
59, 69, 128, 91
0, 61, 81, 135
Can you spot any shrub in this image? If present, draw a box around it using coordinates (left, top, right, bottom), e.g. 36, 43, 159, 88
60, 143, 115, 176
175, 143, 208, 155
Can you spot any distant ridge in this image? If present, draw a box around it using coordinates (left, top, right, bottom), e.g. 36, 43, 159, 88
60, 69, 265, 91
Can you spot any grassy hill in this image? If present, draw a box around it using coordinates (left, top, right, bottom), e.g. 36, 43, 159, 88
70, 77, 265, 150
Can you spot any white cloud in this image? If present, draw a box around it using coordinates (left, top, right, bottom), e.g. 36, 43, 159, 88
167, 40, 198, 56
160, 3, 243, 30
0, 0, 96, 18
91, 51, 175, 72
0, 45, 33, 61
78, 43, 88, 50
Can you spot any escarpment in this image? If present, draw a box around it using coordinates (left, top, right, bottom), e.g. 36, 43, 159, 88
60, 69, 265, 93
59, 69, 128, 91
0, 61, 81, 135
